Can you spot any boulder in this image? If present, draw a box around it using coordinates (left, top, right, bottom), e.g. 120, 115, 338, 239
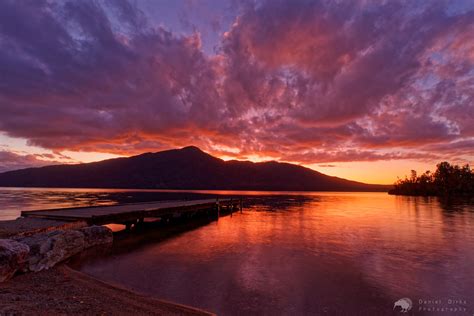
0, 239, 29, 282
16, 230, 84, 272
79, 225, 113, 248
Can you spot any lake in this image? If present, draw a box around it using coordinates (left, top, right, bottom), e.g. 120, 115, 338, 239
1, 188, 473, 315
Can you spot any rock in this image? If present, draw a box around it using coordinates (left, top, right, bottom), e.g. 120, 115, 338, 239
16, 230, 84, 272
79, 225, 113, 248
0, 239, 29, 282
10, 226, 112, 273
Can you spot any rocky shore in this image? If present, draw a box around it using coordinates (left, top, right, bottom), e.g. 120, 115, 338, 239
0, 219, 213, 315
1, 225, 112, 281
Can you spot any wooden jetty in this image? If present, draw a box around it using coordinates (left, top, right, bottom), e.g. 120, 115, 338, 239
21, 198, 242, 229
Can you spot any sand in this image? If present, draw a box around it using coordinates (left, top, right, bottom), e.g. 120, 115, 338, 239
0, 265, 214, 316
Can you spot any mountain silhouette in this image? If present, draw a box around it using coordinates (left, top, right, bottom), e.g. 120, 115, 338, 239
0, 146, 388, 191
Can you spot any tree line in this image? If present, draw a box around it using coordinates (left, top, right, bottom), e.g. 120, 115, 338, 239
389, 162, 474, 197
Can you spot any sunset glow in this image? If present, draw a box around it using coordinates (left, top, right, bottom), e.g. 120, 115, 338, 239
0, 0, 473, 184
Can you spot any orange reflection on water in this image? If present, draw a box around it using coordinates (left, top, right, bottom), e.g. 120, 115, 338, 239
2, 188, 473, 314
74, 192, 474, 315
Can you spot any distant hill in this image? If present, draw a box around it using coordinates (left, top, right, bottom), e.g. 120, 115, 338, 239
0, 146, 389, 191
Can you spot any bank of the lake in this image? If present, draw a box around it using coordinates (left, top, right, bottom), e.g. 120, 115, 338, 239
0, 264, 213, 315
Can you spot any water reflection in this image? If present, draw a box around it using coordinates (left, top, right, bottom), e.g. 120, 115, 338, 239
68, 192, 474, 315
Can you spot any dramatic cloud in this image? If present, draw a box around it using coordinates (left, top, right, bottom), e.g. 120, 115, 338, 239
218, 0, 474, 154
0, 0, 473, 171
0, 0, 223, 152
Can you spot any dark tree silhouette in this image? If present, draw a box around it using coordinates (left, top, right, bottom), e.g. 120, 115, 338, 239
389, 162, 474, 197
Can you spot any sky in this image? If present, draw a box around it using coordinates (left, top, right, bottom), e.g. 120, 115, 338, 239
0, 0, 473, 184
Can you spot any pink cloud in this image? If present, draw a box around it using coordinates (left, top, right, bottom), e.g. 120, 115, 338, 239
0, 150, 68, 173
0, 0, 472, 166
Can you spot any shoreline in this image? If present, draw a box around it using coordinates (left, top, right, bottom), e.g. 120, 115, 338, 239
0, 264, 214, 315
0, 200, 228, 315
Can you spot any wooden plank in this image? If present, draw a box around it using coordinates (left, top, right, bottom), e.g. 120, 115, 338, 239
22, 199, 215, 217
21, 199, 239, 225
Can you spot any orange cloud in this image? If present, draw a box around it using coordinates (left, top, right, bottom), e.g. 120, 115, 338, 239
0, 0, 472, 180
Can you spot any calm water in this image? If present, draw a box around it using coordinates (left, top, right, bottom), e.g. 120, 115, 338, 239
2, 188, 474, 315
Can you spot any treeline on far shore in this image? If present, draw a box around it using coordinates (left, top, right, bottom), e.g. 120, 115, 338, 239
389, 162, 474, 197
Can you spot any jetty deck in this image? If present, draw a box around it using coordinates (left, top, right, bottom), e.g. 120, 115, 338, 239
21, 198, 242, 227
